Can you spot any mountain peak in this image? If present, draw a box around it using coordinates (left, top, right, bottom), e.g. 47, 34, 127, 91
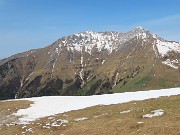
136, 26, 144, 29
133, 26, 148, 32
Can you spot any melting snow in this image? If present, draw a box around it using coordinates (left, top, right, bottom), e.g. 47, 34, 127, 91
162, 59, 178, 69
143, 109, 164, 118
26, 128, 33, 133
51, 119, 68, 127
137, 121, 144, 124
102, 60, 105, 65
156, 40, 180, 57
74, 117, 88, 121
12, 88, 180, 124
120, 109, 132, 114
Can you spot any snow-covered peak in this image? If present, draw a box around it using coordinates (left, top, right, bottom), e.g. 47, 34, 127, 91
136, 26, 144, 29
133, 26, 149, 34
83, 30, 95, 34
52, 27, 155, 56
57, 30, 121, 54
53, 27, 179, 59
123, 26, 150, 41
135, 26, 148, 31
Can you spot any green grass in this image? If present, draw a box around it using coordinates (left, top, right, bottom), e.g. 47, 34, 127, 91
77, 77, 98, 95
113, 67, 154, 93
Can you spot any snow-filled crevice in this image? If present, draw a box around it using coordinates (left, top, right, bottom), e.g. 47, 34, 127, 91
51, 47, 61, 78
113, 72, 119, 87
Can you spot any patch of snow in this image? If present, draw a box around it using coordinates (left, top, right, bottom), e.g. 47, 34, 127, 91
120, 109, 132, 114
79, 58, 84, 83
51, 119, 69, 127
61, 40, 65, 44
57, 119, 69, 124
102, 60, 105, 65
137, 121, 144, 124
162, 59, 178, 69
143, 109, 164, 118
153, 42, 158, 58
26, 128, 33, 133
23, 72, 34, 86
45, 123, 50, 126
55, 48, 59, 53
113, 72, 119, 87
74, 117, 88, 121
43, 125, 50, 129
51, 46, 61, 77
152, 34, 157, 39
13, 88, 180, 124
51, 122, 60, 127
22, 125, 27, 129
156, 39, 180, 57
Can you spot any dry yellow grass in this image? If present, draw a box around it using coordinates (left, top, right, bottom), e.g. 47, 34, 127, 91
0, 100, 32, 135
0, 95, 180, 135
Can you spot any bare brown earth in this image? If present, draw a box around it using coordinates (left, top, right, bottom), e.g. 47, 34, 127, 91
0, 95, 180, 135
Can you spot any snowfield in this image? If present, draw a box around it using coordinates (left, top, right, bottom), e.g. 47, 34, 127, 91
13, 88, 180, 124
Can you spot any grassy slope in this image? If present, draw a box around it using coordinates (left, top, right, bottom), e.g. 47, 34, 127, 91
0, 95, 180, 135
113, 62, 180, 93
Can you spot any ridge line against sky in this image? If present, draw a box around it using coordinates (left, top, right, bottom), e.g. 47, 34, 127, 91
0, 0, 180, 59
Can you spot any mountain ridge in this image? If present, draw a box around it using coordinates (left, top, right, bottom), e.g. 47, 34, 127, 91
0, 27, 180, 100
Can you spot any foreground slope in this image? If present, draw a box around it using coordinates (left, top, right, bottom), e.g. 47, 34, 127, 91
0, 88, 180, 135
10, 88, 180, 123
0, 27, 180, 100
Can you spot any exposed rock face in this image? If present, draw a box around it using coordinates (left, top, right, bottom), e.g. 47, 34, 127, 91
0, 27, 180, 100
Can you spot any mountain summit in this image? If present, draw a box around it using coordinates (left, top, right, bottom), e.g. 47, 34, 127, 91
0, 27, 180, 100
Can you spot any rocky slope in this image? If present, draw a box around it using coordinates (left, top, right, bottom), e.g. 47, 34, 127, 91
0, 27, 180, 100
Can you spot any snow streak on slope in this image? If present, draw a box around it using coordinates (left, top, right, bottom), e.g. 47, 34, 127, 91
156, 40, 180, 57
13, 88, 180, 124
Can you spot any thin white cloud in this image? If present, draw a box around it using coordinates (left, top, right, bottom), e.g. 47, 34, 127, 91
144, 14, 180, 26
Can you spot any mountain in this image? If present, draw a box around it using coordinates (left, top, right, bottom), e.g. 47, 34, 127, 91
0, 27, 180, 100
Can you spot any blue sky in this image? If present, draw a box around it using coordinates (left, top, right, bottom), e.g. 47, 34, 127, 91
0, 0, 180, 59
